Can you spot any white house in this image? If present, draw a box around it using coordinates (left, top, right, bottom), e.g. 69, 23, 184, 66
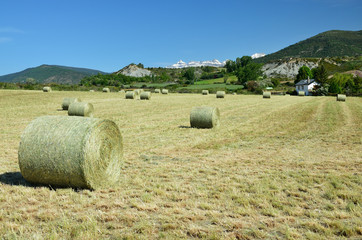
295, 77, 319, 96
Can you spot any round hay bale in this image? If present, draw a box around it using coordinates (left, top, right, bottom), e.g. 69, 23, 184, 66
298, 91, 305, 96
62, 97, 81, 110
337, 94, 346, 102
134, 89, 141, 95
263, 92, 271, 98
161, 89, 168, 94
119, 90, 125, 94
89, 90, 95, 92
125, 91, 135, 99
202, 90, 209, 95
18, 116, 123, 190
103, 88, 110, 93
154, 89, 161, 93
140, 91, 151, 100
43, 87, 52, 92
68, 102, 94, 117
216, 91, 225, 98
190, 106, 220, 129
232, 93, 237, 95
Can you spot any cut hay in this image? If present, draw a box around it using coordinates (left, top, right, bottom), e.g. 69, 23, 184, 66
190, 106, 220, 129
202, 90, 209, 95
140, 91, 151, 100
125, 91, 136, 99
263, 92, 271, 98
43, 87, 52, 92
154, 89, 161, 93
61, 97, 81, 110
103, 88, 110, 93
337, 94, 346, 101
68, 102, 94, 117
216, 91, 225, 98
298, 91, 305, 96
162, 89, 169, 94
18, 116, 123, 190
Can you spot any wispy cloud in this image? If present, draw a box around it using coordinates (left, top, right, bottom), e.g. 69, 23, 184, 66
0, 27, 25, 34
0, 37, 12, 43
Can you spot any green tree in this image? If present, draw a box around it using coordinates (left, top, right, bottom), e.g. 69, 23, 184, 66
295, 66, 313, 84
183, 68, 195, 82
25, 78, 37, 84
225, 60, 236, 73
236, 62, 262, 85
314, 65, 328, 85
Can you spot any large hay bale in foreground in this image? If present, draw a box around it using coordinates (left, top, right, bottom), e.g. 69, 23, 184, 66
68, 102, 94, 117
162, 89, 168, 94
190, 106, 220, 129
125, 91, 136, 99
216, 91, 225, 98
263, 92, 271, 98
154, 89, 161, 93
62, 97, 81, 110
103, 88, 110, 93
337, 94, 346, 102
43, 87, 52, 92
140, 91, 151, 100
18, 116, 123, 189
202, 90, 209, 95
298, 91, 305, 96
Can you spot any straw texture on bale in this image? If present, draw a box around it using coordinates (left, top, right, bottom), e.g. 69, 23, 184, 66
263, 92, 271, 98
43, 87, 52, 92
216, 91, 225, 98
62, 97, 81, 110
298, 91, 305, 96
202, 90, 209, 95
68, 102, 94, 117
190, 106, 220, 129
154, 89, 161, 93
140, 91, 151, 100
125, 91, 135, 99
103, 88, 110, 93
337, 94, 346, 102
162, 89, 168, 94
18, 116, 123, 190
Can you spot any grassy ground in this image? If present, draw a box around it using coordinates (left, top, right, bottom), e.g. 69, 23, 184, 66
0, 90, 361, 239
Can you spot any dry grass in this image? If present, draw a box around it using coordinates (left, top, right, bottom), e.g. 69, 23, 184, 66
0, 90, 361, 239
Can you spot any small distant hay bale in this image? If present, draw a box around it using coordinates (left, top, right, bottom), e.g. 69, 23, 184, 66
43, 87, 52, 92
89, 90, 95, 92
154, 89, 161, 93
68, 102, 94, 117
125, 91, 136, 99
232, 93, 237, 95
202, 90, 209, 95
119, 90, 125, 94
140, 91, 151, 100
134, 89, 141, 95
216, 91, 225, 98
162, 89, 168, 94
337, 94, 346, 102
190, 106, 220, 129
62, 97, 81, 110
103, 88, 110, 93
263, 92, 271, 98
18, 116, 123, 189
298, 91, 305, 96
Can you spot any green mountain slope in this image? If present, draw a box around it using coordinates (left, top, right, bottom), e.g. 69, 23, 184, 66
0, 65, 106, 84
255, 30, 362, 63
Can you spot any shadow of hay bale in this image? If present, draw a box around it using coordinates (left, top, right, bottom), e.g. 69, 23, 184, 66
0, 172, 33, 186
178, 125, 192, 129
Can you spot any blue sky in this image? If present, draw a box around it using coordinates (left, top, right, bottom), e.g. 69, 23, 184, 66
0, 0, 361, 75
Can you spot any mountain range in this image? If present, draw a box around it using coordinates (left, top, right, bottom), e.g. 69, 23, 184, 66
166, 59, 227, 68
0, 65, 106, 84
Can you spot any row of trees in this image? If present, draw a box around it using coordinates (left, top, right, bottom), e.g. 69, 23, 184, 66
296, 65, 361, 95
225, 56, 263, 85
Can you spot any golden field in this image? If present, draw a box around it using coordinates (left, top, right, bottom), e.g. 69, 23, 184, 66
0, 90, 361, 239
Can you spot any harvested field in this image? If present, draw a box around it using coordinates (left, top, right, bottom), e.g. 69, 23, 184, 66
0, 90, 361, 239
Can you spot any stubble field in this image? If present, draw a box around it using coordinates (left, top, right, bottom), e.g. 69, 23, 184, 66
0, 90, 361, 239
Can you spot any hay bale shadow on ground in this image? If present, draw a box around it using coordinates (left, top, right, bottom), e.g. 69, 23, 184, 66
178, 125, 191, 129
0, 171, 32, 186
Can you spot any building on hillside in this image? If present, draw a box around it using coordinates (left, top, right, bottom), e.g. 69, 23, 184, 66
295, 77, 319, 96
